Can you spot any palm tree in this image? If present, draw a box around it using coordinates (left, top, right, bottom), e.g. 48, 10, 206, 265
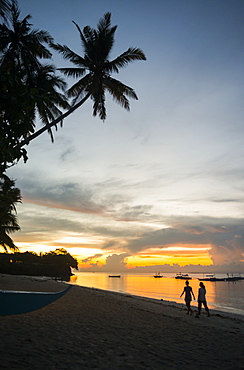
0, 0, 13, 21
0, 2, 52, 75
0, 3, 70, 168
0, 174, 21, 251
25, 64, 70, 142
19, 12, 146, 147
0, 68, 70, 174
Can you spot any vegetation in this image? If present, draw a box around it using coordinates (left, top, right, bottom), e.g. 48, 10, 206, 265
0, 1, 69, 171
0, 0, 13, 22
0, 173, 21, 251
20, 12, 146, 146
0, 248, 78, 277
0, 1, 70, 250
0, 1, 146, 252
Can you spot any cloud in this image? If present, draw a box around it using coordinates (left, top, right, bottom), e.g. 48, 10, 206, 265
99, 253, 129, 272
60, 146, 75, 162
19, 179, 107, 216
13, 176, 244, 267
13, 173, 158, 231
210, 237, 244, 265
82, 254, 103, 263
122, 215, 244, 265
212, 198, 243, 203
114, 204, 153, 222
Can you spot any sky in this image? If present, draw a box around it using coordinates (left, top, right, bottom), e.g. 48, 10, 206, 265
6, 0, 244, 272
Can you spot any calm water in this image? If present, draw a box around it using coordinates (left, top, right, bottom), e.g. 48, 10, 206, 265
69, 272, 244, 316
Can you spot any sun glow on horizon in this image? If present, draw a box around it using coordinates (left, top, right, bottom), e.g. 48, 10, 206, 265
125, 243, 213, 268
125, 255, 213, 268
14, 240, 213, 270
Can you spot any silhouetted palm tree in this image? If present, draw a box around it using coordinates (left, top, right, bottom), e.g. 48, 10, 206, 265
0, 0, 13, 21
19, 12, 146, 147
0, 174, 21, 251
0, 2, 52, 75
0, 3, 70, 168
26, 64, 70, 142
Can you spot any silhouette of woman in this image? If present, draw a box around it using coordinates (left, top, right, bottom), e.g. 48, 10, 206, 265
197, 282, 210, 317
180, 280, 195, 315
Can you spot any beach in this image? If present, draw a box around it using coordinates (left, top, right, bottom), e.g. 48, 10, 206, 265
0, 274, 243, 369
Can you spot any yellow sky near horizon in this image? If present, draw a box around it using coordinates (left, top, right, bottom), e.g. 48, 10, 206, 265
15, 240, 213, 269
122, 243, 213, 268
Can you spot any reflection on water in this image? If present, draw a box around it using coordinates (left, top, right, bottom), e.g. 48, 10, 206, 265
69, 272, 244, 316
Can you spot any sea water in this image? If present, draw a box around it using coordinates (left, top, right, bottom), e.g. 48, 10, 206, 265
69, 272, 244, 316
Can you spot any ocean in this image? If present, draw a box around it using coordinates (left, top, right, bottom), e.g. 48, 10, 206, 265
69, 272, 244, 316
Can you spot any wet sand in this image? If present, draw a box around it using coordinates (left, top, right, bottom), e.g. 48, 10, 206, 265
0, 274, 243, 369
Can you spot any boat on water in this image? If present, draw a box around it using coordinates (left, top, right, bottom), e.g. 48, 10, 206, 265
0, 285, 72, 316
198, 275, 225, 282
153, 272, 163, 278
225, 273, 244, 281
108, 275, 121, 278
175, 273, 192, 280
198, 273, 244, 282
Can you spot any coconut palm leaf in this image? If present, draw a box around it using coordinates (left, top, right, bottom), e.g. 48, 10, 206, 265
0, 174, 21, 251
0, 0, 12, 21
0, 3, 52, 72
18, 12, 146, 147
0, 4, 70, 163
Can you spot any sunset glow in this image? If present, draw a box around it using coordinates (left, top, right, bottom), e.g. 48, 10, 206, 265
125, 250, 213, 269
3, 0, 243, 274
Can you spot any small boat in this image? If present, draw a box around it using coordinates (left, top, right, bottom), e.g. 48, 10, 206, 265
175, 273, 192, 280
198, 274, 225, 282
108, 275, 121, 278
0, 285, 72, 316
154, 272, 163, 278
226, 273, 244, 281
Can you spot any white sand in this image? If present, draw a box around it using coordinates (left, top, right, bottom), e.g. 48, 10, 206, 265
0, 274, 243, 369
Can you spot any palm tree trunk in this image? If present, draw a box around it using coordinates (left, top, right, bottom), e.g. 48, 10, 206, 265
19, 93, 91, 148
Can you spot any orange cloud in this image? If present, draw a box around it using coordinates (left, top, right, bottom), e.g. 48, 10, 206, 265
125, 243, 213, 268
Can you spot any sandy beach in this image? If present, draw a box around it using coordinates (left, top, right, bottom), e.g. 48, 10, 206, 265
0, 274, 243, 370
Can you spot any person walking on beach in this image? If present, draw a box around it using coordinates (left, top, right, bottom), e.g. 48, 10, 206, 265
197, 282, 210, 317
180, 280, 195, 315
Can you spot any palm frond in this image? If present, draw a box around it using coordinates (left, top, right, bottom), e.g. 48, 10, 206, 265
104, 76, 138, 110
0, 0, 13, 21
0, 230, 19, 251
105, 76, 138, 99
30, 29, 54, 45
97, 12, 112, 31
92, 84, 106, 120
67, 73, 93, 99
58, 67, 86, 78
51, 42, 90, 68
106, 47, 146, 73
73, 22, 95, 54
94, 13, 117, 63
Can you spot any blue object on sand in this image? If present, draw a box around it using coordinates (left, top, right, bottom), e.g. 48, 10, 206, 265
0, 285, 72, 316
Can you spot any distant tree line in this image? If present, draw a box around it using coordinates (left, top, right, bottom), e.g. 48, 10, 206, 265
0, 248, 78, 277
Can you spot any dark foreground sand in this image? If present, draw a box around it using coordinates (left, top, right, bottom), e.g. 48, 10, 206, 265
0, 274, 243, 370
